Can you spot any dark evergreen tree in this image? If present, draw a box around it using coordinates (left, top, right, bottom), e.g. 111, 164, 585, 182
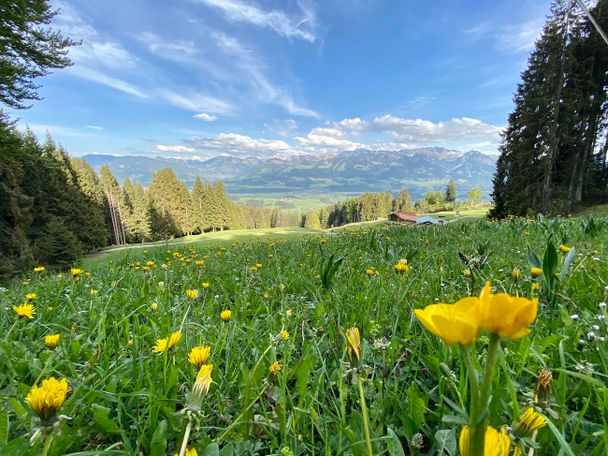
445, 179, 457, 203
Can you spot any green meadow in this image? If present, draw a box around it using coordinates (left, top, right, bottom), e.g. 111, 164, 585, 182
1, 216, 607, 455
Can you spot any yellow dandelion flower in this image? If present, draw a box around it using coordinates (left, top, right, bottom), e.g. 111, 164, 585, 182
195, 260, 204, 266
511, 268, 521, 280
186, 289, 199, 299
279, 329, 290, 341
559, 244, 571, 254
478, 281, 538, 339
13, 303, 35, 319
33, 266, 45, 273
256, 263, 263, 269
513, 407, 546, 437
188, 346, 211, 368
394, 259, 410, 273
279, 283, 285, 292
150, 302, 158, 312
45, 334, 61, 349
174, 447, 198, 456
193, 364, 213, 397
530, 267, 542, 278
26, 292, 37, 301
459, 425, 510, 456
531, 282, 540, 293
286, 308, 293, 317
71, 268, 83, 277
202, 282, 210, 289
463, 268, 471, 277
153, 331, 182, 353
146, 260, 155, 267
26, 377, 69, 421
414, 297, 480, 345
220, 310, 232, 322
268, 361, 282, 376
346, 326, 361, 364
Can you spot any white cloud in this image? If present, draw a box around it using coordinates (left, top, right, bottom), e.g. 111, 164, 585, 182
212, 32, 318, 118
85, 125, 104, 130
465, 18, 545, 54
156, 144, 196, 153
295, 127, 363, 152
69, 66, 149, 99
194, 113, 218, 122
158, 89, 234, 114
196, 0, 317, 42
172, 132, 298, 157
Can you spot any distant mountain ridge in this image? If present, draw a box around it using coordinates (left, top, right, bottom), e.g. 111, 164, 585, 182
82, 147, 497, 200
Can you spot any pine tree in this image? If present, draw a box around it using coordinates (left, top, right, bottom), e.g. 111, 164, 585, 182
393, 187, 413, 212
100, 165, 127, 244
445, 179, 457, 203
123, 178, 152, 242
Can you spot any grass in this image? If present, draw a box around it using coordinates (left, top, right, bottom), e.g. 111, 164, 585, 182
1, 215, 608, 455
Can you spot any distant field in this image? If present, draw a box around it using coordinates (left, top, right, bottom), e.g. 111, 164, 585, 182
229, 192, 355, 210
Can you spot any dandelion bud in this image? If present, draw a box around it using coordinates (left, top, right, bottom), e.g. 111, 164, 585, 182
511, 268, 521, 280
44, 334, 61, 349
512, 407, 546, 437
345, 326, 361, 366
534, 367, 552, 404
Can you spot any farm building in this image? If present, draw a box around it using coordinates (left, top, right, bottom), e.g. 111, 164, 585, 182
388, 211, 418, 223
416, 215, 444, 225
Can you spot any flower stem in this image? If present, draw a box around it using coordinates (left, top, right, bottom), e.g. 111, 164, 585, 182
460, 345, 481, 456
42, 430, 53, 456
470, 333, 501, 456
178, 418, 193, 456
357, 376, 373, 456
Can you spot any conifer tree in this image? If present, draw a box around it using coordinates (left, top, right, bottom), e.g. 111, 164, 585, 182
445, 179, 457, 203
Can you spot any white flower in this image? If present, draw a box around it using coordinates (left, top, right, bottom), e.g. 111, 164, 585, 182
571, 314, 579, 321
599, 302, 607, 310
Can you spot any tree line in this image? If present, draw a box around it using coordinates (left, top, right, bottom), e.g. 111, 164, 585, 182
490, 0, 608, 217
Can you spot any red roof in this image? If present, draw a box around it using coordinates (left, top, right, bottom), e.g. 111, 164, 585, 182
390, 211, 418, 222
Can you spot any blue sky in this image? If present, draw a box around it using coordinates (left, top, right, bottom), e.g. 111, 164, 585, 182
9, 0, 551, 158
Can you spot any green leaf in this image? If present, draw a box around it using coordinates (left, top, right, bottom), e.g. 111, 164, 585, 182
543, 241, 558, 277
386, 428, 405, 456
0, 409, 8, 444
92, 404, 120, 435
8, 397, 28, 422
559, 246, 575, 281
545, 417, 575, 456
150, 419, 167, 456
434, 429, 457, 456
527, 244, 542, 268
295, 355, 315, 399
202, 443, 220, 456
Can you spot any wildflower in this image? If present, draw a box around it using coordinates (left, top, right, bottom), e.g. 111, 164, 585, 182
150, 302, 158, 312
279, 329, 290, 341
220, 310, 232, 322
559, 244, 571, 254
414, 297, 480, 345
250, 266, 258, 272
286, 308, 293, 317
513, 407, 546, 437
13, 303, 35, 319
531, 282, 540, 292
33, 266, 45, 273
394, 258, 410, 273
26, 292, 37, 301
459, 425, 510, 456
279, 283, 285, 292
511, 268, 521, 280
195, 260, 204, 266
192, 364, 213, 403
268, 361, 282, 376
202, 282, 210, 290
188, 346, 211, 368
531, 267, 542, 278
535, 367, 552, 403
570, 314, 579, 321
345, 326, 362, 364
142, 266, 150, 272
366, 268, 378, 277
256, 263, 263, 269
26, 377, 69, 421
186, 289, 199, 299
173, 447, 198, 456
45, 334, 61, 349
463, 268, 471, 277
153, 331, 182, 353
263, 292, 269, 299
599, 302, 607, 310
71, 268, 83, 277
478, 282, 538, 339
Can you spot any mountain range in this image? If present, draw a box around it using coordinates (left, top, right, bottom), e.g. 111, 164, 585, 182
83, 147, 497, 204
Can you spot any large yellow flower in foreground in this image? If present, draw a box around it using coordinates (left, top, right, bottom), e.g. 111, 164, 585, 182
153, 331, 182, 353
459, 425, 510, 456
13, 303, 35, 319
414, 297, 480, 345
26, 377, 69, 421
188, 346, 211, 368
478, 282, 538, 339
174, 447, 198, 456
